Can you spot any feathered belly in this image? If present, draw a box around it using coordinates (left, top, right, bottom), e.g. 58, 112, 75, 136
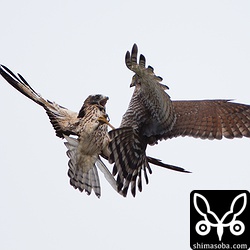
76, 127, 108, 173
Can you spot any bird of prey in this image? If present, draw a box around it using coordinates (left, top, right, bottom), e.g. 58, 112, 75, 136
109, 44, 250, 197
0, 65, 117, 198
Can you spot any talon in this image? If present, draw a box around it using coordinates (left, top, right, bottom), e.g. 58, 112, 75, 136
98, 116, 115, 130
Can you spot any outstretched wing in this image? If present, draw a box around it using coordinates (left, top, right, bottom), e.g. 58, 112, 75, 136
122, 44, 176, 141
109, 127, 189, 197
163, 100, 250, 140
0, 65, 79, 138
125, 43, 167, 89
108, 44, 186, 197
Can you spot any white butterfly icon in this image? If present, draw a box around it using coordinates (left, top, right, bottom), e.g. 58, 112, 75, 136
193, 192, 247, 241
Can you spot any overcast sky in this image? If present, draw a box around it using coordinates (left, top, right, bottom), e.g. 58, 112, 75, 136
0, 1, 249, 249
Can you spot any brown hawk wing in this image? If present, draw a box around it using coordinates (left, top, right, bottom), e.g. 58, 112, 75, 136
121, 44, 176, 139
110, 44, 250, 197
163, 100, 250, 140
0, 64, 79, 138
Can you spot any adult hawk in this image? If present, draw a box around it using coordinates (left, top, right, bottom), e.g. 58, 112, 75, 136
0, 65, 117, 198
109, 44, 250, 197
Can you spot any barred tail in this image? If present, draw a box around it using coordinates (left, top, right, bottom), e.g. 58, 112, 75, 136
64, 135, 101, 198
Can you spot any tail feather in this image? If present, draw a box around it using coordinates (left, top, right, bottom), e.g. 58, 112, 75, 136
64, 135, 101, 197
64, 135, 118, 197
146, 156, 191, 173
89, 167, 101, 197
96, 157, 118, 192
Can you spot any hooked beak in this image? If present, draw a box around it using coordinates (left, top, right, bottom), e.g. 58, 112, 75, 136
100, 96, 109, 107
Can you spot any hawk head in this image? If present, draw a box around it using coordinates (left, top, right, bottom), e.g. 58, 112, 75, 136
78, 94, 109, 118
84, 94, 109, 107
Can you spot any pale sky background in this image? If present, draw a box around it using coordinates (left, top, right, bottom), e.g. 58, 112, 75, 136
0, 1, 249, 249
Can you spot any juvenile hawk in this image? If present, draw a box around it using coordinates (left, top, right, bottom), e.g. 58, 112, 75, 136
109, 44, 250, 197
0, 65, 117, 198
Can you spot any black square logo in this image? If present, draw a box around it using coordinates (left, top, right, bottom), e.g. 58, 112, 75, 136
190, 190, 250, 250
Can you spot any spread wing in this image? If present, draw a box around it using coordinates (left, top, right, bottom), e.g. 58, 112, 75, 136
163, 100, 250, 140
125, 43, 167, 88
0, 64, 79, 138
121, 44, 175, 139
108, 44, 188, 197
1, 64, 118, 198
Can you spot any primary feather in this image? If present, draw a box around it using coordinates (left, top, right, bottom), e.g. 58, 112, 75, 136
0, 65, 116, 197
109, 44, 250, 197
